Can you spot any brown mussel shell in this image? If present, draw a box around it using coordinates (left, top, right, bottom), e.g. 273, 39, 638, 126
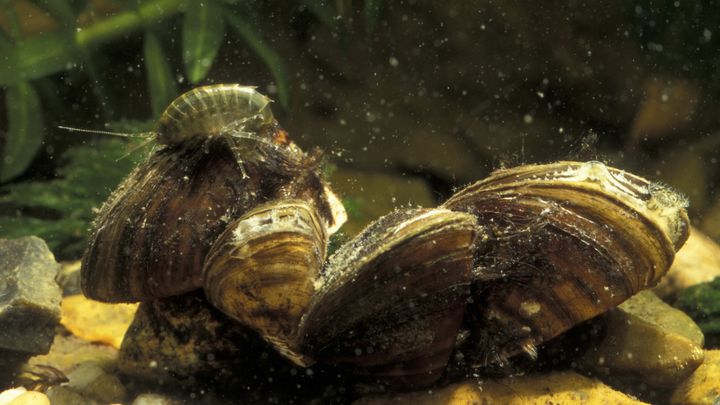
203, 199, 328, 366
298, 208, 479, 388
81, 123, 338, 302
443, 161, 689, 366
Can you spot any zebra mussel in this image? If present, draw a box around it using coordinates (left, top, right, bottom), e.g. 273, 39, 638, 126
80, 85, 690, 389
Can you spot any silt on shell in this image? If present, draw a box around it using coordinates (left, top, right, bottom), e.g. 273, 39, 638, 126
81, 122, 342, 302
297, 208, 480, 388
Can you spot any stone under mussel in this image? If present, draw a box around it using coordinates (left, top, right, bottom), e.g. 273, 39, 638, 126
80, 85, 690, 391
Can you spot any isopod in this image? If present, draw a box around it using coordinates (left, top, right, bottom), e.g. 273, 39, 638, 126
59, 84, 274, 147
155, 84, 274, 145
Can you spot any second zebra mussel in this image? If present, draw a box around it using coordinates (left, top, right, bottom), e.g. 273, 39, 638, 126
80, 85, 690, 390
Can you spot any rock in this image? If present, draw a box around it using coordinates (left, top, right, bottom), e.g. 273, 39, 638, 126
131, 393, 182, 405
0, 351, 32, 390
676, 277, 720, 349
66, 362, 126, 404
46, 386, 96, 405
0, 237, 62, 355
0, 388, 26, 405
578, 290, 705, 390
0, 388, 50, 405
671, 349, 720, 405
55, 261, 81, 297
60, 294, 138, 349
328, 168, 436, 237
118, 291, 352, 401
12, 363, 68, 393
8, 391, 50, 405
28, 333, 117, 376
118, 291, 270, 384
354, 371, 647, 404
654, 227, 720, 300
20, 334, 112, 403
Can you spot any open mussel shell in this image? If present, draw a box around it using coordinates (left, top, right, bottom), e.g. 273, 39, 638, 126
81, 124, 341, 302
443, 161, 690, 366
203, 199, 328, 366
298, 208, 479, 388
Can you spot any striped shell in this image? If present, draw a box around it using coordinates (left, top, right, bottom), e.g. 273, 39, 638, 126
80, 84, 692, 391
203, 199, 329, 366
155, 84, 273, 145
297, 208, 479, 388
81, 87, 344, 302
443, 161, 689, 367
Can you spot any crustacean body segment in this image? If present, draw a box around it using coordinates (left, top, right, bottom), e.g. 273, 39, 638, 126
155, 84, 273, 145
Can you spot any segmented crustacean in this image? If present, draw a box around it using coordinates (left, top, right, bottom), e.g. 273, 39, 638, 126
80, 86, 691, 391
155, 84, 274, 145
60, 84, 274, 146
154, 84, 312, 181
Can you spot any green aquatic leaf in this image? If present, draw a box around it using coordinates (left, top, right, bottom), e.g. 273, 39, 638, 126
143, 31, 178, 117
0, 216, 89, 258
302, 0, 336, 28
1, 82, 44, 183
183, 0, 226, 83
0, 139, 146, 258
0, 31, 11, 51
77, 47, 119, 120
224, 12, 290, 108
30, 0, 76, 28
0, 33, 78, 85
75, 0, 184, 48
1, 0, 22, 40
364, 0, 383, 37
302, 0, 350, 47
676, 276, 720, 348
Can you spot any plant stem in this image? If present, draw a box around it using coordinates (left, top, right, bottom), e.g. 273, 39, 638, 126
75, 0, 184, 48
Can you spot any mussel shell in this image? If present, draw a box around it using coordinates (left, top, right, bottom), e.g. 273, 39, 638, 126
203, 199, 328, 366
299, 208, 479, 388
81, 126, 339, 302
443, 161, 690, 365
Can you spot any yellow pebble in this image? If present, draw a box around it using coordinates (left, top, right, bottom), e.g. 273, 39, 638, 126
671, 350, 720, 405
356, 371, 648, 405
60, 295, 138, 349
5, 391, 50, 405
